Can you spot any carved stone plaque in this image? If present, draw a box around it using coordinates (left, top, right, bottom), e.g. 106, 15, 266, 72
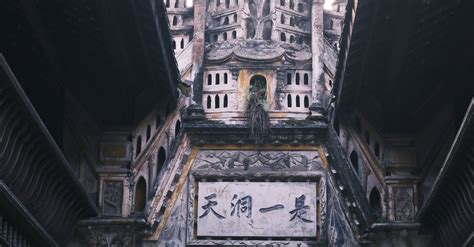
102, 180, 123, 216
197, 182, 317, 238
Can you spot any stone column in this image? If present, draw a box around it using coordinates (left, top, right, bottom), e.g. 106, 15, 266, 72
190, 0, 206, 105
309, 0, 327, 121
384, 135, 418, 222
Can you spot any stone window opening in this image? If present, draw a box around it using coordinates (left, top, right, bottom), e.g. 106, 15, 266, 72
207, 95, 212, 108
290, 17, 295, 26
290, 35, 295, 43
233, 14, 237, 23
262, 0, 271, 16
262, 20, 273, 40
350, 150, 359, 174
296, 95, 300, 107
235, 0, 239, 6
213, 34, 218, 42
175, 0, 179, 8
249, 0, 258, 17
215, 95, 220, 108
281, 14, 286, 24
329, 79, 333, 87
223, 32, 228, 41
180, 38, 184, 49
281, 32, 287, 42
287, 94, 292, 107
146, 124, 151, 141
287, 73, 292, 84
135, 177, 147, 212
304, 73, 309, 85
157, 147, 166, 176
246, 19, 256, 39
207, 74, 212, 85
304, 95, 309, 108
295, 72, 300, 85
216, 0, 220, 8
136, 136, 142, 158
297, 3, 304, 12
232, 30, 237, 39
172, 16, 178, 26
224, 73, 228, 84
290, 0, 295, 9
280, 0, 285, 6
224, 94, 228, 108
223, 16, 229, 25
369, 187, 382, 221
374, 142, 380, 158
297, 36, 303, 44
216, 73, 220, 85
175, 120, 181, 137
172, 40, 176, 50
166, 0, 170, 8
225, 0, 230, 8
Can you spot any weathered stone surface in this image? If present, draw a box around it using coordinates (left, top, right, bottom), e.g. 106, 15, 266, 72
197, 182, 318, 237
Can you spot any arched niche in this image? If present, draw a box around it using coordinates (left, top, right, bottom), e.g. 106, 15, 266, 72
157, 147, 166, 176
135, 177, 147, 212
350, 150, 359, 174
369, 187, 382, 220
262, 20, 273, 40
249, 75, 267, 101
245, 19, 256, 39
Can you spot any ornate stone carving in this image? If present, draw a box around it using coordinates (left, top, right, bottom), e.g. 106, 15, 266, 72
80, 225, 135, 247
194, 150, 322, 171
158, 180, 188, 247
205, 40, 312, 62
394, 187, 414, 221
102, 180, 123, 216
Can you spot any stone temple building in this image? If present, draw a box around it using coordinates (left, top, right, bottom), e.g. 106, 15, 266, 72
0, 0, 473, 246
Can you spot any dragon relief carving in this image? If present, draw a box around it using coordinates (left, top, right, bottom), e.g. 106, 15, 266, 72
195, 150, 322, 171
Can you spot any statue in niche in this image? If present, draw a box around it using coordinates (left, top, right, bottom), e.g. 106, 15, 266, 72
243, 0, 274, 40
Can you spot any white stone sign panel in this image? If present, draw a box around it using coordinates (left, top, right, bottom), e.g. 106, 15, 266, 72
197, 182, 317, 237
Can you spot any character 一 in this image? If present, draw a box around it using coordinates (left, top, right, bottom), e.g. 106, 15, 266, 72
199, 193, 225, 219
289, 195, 313, 223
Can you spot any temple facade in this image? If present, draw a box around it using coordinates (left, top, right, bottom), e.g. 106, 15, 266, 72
0, 0, 472, 246
143, 0, 363, 246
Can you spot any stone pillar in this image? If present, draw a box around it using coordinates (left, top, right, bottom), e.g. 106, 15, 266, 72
383, 135, 418, 223
309, 0, 327, 121
190, 0, 206, 105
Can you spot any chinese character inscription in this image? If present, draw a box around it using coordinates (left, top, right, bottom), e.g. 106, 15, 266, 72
197, 182, 318, 237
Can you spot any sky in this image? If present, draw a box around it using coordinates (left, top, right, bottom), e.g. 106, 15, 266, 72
324, 0, 335, 10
